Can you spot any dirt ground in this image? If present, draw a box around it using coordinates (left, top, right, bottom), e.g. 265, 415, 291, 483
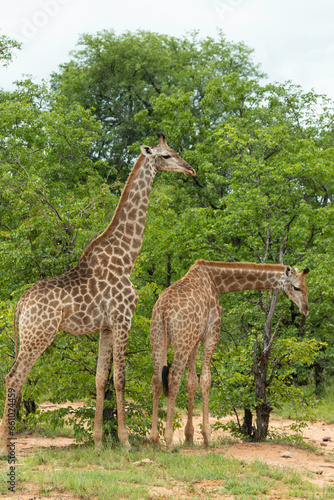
174, 413, 334, 488
2, 401, 334, 498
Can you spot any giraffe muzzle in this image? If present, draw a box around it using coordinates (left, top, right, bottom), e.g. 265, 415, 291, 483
184, 167, 196, 177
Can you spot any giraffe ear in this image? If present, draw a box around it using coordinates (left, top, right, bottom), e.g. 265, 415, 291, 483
285, 265, 291, 277
140, 145, 153, 157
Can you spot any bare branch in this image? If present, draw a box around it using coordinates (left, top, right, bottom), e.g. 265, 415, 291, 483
261, 224, 270, 263
279, 235, 288, 264
232, 406, 243, 433
263, 316, 284, 357
241, 296, 259, 307
266, 354, 287, 387
195, 244, 237, 261
58, 355, 96, 376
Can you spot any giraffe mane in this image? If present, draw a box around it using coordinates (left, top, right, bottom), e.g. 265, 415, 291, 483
194, 260, 285, 272
79, 153, 146, 262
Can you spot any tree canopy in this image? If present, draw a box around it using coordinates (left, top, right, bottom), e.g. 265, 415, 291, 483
51, 30, 263, 178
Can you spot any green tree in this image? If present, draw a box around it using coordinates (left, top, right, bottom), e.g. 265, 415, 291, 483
51, 30, 263, 178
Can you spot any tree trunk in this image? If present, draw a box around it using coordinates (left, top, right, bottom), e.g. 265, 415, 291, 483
23, 397, 37, 415
241, 408, 253, 438
254, 402, 272, 441
313, 360, 324, 396
102, 366, 118, 438
252, 357, 272, 441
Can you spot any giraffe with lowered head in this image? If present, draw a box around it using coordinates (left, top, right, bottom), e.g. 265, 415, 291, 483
149, 260, 309, 450
0, 134, 195, 455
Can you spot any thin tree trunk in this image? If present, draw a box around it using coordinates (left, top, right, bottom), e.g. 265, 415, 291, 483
241, 408, 253, 438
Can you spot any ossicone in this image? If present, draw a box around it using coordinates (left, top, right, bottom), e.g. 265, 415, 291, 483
302, 267, 310, 275
156, 132, 166, 143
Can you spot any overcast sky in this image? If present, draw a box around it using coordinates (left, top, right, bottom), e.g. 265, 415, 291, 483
1, 0, 334, 100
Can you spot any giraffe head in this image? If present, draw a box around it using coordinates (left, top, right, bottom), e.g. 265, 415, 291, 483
140, 134, 196, 177
281, 266, 310, 316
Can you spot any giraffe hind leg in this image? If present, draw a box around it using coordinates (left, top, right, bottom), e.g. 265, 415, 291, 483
92, 329, 113, 449
164, 356, 188, 451
111, 321, 132, 450
150, 324, 171, 445
184, 342, 200, 444
0, 326, 58, 455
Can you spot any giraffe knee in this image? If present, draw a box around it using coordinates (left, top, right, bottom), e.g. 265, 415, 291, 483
114, 373, 126, 393
186, 375, 198, 394
200, 372, 211, 392
151, 373, 162, 394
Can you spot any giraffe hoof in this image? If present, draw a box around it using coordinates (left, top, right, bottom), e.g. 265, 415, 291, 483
94, 442, 103, 451
122, 442, 132, 452
172, 447, 179, 453
0, 441, 8, 458
149, 438, 161, 448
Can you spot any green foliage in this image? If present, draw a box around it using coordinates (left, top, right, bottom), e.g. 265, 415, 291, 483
0, 80, 115, 296
0, 33, 21, 67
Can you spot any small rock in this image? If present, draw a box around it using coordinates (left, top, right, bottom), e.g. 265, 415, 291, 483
323, 436, 331, 442
132, 458, 154, 465
281, 451, 292, 458
320, 442, 328, 447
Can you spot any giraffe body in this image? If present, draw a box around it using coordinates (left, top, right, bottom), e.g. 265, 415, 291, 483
149, 260, 309, 450
0, 135, 195, 455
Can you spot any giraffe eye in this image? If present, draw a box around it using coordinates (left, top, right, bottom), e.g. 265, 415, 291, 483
162, 155, 171, 159
293, 285, 301, 291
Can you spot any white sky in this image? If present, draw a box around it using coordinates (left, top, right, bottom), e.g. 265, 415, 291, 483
1, 0, 334, 100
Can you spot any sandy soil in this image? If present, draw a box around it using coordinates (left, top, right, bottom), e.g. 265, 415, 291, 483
1, 401, 334, 498
173, 413, 334, 488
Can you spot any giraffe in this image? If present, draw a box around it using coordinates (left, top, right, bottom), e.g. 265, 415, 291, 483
149, 260, 309, 450
0, 134, 195, 456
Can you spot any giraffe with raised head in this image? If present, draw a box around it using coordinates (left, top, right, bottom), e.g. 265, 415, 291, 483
0, 134, 195, 455
149, 260, 309, 450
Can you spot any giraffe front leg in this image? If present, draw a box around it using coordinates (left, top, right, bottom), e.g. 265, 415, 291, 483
184, 342, 200, 444
92, 330, 113, 450
112, 321, 131, 450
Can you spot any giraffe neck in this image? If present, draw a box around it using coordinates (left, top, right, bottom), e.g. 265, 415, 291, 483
195, 260, 286, 294
79, 153, 156, 274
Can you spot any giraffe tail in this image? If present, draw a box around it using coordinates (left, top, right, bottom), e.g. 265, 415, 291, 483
161, 308, 169, 396
14, 301, 21, 361
162, 365, 169, 396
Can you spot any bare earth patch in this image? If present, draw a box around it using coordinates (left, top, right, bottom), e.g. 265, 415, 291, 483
173, 413, 334, 488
